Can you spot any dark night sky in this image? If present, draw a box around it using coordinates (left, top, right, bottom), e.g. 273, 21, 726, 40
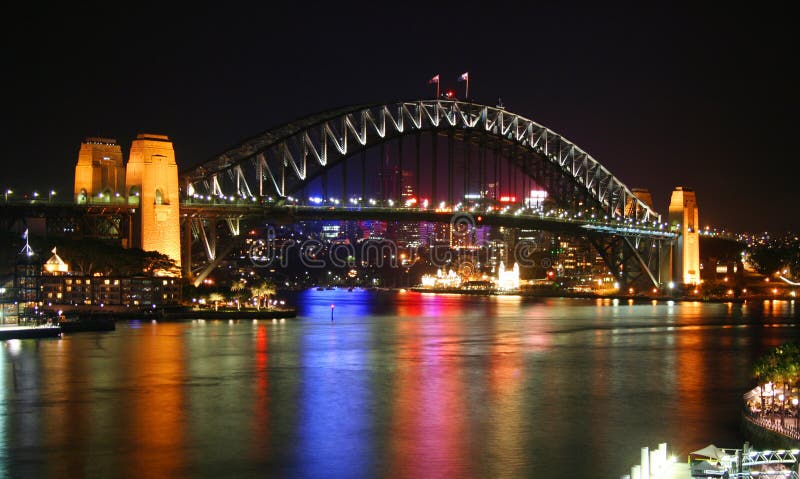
2, 2, 796, 233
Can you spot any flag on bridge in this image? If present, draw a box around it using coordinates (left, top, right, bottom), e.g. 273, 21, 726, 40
429, 74, 440, 98
458, 72, 469, 98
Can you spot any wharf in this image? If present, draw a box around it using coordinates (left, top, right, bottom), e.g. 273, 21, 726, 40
0, 325, 62, 340
156, 308, 297, 320
61, 307, 297, 322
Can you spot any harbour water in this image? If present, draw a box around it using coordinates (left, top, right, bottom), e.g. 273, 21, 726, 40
1, 290, 798, 478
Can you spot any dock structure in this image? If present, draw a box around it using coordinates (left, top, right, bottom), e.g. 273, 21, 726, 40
622, 443, 800, 478
0, 325, 62, 340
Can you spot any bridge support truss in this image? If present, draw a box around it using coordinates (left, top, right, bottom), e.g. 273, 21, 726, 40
588, 232, 673, 291
181, 209, 248, 286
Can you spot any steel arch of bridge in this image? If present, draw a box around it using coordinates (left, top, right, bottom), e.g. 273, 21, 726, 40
182, 100, 660, 222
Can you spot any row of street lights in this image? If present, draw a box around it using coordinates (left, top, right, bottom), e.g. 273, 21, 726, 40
3, 189, 58, 202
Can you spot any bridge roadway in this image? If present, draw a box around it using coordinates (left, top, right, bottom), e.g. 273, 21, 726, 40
0, 201, 677, 239
178, 202, 677, 239
0, 200, 676, 239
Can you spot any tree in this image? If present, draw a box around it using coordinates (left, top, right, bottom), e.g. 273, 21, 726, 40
250, 280, 276, 310
142, 251, 180, 276
753, 343, 800, 413
747, 235, 800, 279
230, 279, 247, 310
208, 292, 225, 311
43, 238, 179, 277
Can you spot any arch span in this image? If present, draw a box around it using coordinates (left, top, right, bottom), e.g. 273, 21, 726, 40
182, 100, 659, 222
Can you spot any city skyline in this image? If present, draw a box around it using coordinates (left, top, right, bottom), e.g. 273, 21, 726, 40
3, 2, 795, 233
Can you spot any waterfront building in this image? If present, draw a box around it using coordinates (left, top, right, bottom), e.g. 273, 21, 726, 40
34, 244, 180, 308
43, 247, 69, 274
496, 262, 520, 290
420, 268, 462, 289
39, 275, 180, 306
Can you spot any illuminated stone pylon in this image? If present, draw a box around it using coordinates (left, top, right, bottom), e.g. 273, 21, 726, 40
73, 137, 126, 204
668, 186, 700, 285
125, 134, 182, 270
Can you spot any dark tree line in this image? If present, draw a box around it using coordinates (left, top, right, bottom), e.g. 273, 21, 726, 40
51, 238, 179, 276
747, 235, 800, 278
2, 233, 178, 277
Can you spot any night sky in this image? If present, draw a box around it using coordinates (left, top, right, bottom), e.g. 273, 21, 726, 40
3, 2, 796, 233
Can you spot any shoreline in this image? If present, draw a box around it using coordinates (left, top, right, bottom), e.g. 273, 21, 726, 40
55, 306, 298, 322
405, 287, 792, 304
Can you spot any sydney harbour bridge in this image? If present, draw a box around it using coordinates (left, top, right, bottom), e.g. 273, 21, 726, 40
3, 99, 704, 290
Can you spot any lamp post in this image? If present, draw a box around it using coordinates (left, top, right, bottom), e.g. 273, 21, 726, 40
49, 190, 56, 203
779, 394, 785, 425
793, 398, 799, 432
4, 189, 11, 202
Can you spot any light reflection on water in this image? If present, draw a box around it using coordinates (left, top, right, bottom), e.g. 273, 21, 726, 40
0, 343, 5, 479
1, 292, 799, 478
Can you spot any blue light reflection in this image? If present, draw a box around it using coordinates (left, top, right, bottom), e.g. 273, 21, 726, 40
293, 288, 374, 478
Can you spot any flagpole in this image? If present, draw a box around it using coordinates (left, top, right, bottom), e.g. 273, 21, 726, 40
430, 74, 440, 99
458, 72, 469, 100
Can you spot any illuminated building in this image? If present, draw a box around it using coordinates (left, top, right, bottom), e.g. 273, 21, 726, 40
321, 222, 341, 240
496, 262, 520, 290
396, 177, 421, 247
525, 190, 548, 211
419, 222, 435, 246
44, 247, 69, 274
427, 222, 450, 246
420, 269, 462, 289
39, 275, 180, 306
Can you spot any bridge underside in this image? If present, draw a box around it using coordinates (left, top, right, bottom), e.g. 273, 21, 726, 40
0, 204, 132, 242
176, 100, 670, 287
181, 206, 672, 290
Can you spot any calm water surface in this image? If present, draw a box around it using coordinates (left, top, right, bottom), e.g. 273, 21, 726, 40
1, 291, 799, 478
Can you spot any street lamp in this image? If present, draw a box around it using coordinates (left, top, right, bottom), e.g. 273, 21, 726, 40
792, 398, 799, 431
49, 190, 56, 202
4, 189, 11, 202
